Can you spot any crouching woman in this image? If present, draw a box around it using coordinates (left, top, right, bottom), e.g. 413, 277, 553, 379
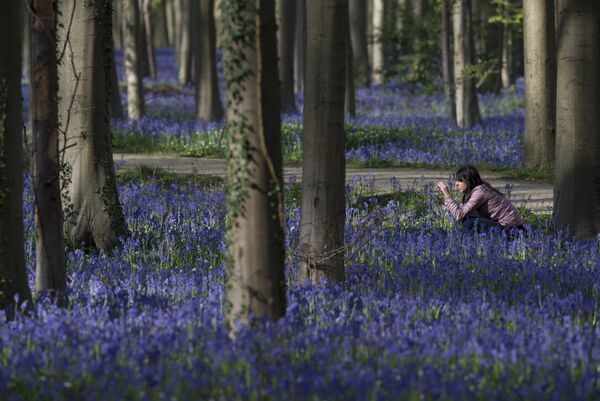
436, 164, 524, 235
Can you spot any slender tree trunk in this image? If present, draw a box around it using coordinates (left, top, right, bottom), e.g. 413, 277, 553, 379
523, 0, 555, 169
349, 0, 370, 87
22, 9, 31, 90
441, 0, 455, 124
154, 0, 170, 47
345, 22, 356, 117
174, 0, 182, 69
501, 22, 512, 89
0, 0, 32, 315
112, 1, 123, 49
142, 0, 157, 80
124, 0, 145, 119
165, 0, 175, 47
195, 0, 223, 121
554, 1, 600, 238
299, 0, 347, 284
222, 0, 286, 328
30, 0, 67, 298
452, 0, 480, 128
109, 46, 125, 119
372, 0, 385, 83
177, 0, 192, 84
57, 0, 130, 252
278, 0, 296, 113
294, 0, 306, 94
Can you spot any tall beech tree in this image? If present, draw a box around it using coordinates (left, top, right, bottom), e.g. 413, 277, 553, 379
294, 0, 306, 93
175, 0, 192, 84
452, 0, 480, 128
57, 0, 130, 252
194, 0, 223, 121
142, 0, 157, 80
278, 0, 296, 113
222, 0, 286, 327
124, 0, 145, 119
554, 1, 600, 238
299, 0, 347, 284
349, 0, 370, 87
30, 0, 67, 297
0, 0, 32, 314
523, 0, 555, 169
372, 0, 385, 84
441, 0, 456, 123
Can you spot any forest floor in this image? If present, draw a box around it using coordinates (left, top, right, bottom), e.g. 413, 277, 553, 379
114, 153, 553, 215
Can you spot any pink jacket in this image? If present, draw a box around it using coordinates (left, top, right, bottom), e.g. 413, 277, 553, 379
443, 184, 524, 227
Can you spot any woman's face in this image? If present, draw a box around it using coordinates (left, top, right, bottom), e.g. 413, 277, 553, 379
455, 179, 468, 193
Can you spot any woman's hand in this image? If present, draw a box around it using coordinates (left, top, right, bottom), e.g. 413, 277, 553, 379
436, 181, 451, 197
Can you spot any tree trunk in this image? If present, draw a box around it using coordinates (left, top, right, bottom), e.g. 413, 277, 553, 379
299, 0, 347, 284
452, 0, 480, 128
0, 0, 32, 315
372, 0, 385, 83
349, 0, 370, 87
278, 0, 296, 113
112, 0, 123, 49
30, 0, 67, 299
174, 0, 182, 69
57, 0, 130, 252
109, 46, 125, 119
523, 0, 555, 169
501, 22, 512, 89
154, 0, 170, 47
554, 1, 600, 238
222, 0, 286, 327
195, 0, 224, 121
294, 0, 306, 94
441, 0, 455, 124
142, 0, 157, 80
345, 22, 356, 117
124, 0, 145, 119
177, 0, 192, 84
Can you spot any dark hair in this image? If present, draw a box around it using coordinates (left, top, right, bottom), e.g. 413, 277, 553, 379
455, 164, 502, 203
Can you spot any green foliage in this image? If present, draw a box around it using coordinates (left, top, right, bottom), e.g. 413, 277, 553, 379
488, 0, 523, 27
375, 3, 442, 91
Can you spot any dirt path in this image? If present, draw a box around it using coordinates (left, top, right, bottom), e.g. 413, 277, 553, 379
114, 153, 553, 214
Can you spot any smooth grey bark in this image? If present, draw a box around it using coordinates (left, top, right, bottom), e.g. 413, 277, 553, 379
176, 0, 192, 84
31, 0, 67, 298
154, 0, 170, 47
554, 1, 600, 238
142, 0, 157, 80
0, 0, 32, 314
57, 0, 130, 252
294, 0, 306, 93
349, 0, 370, 87
299, 0, 347, 284
194, 0, 223, 121
222, 0, 286, 327
372, 0, 385, 83
109, 46, 125, 119
500, 22, 512, 89
441, 0, 456, 124
112, 0, 123, 49
124, 0, 145, 119
452, 0, 480, 128
523, 0, 555, 169
166, 0, 175, 47
278, 0, 296, 113
345, 22, 356, 118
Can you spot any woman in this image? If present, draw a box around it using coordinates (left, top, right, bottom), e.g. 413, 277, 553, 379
436, 164, 524, 234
